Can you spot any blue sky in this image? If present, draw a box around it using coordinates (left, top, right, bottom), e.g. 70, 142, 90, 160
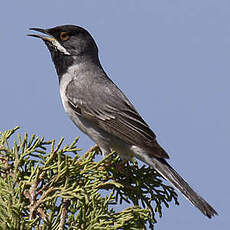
1, 0, 229, 229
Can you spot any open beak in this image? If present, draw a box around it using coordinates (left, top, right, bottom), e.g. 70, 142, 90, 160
28, 28, 56, 42
28, 27, 71, 55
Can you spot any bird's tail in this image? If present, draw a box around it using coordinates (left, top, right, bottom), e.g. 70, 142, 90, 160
137, 152, 217, 218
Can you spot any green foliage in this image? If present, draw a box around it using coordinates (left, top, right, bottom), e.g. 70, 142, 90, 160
0, 127, 178, 230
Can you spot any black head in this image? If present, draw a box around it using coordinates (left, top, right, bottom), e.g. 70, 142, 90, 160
28, 25, 99, 76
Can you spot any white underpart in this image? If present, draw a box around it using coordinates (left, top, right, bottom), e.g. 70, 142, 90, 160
59, 64, 88, 127
51, 39, 71, 55
59, 65, 80, 112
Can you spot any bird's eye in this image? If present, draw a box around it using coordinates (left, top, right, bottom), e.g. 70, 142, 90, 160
60, 32, 70, 41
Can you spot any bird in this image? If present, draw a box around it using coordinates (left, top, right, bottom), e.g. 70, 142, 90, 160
28, 25, 217, 218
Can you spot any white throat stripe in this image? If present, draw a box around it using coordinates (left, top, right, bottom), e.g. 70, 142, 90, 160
51, 39, 71, 55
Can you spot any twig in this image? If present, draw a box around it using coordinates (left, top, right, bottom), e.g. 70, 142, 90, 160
59, 199, 69, 230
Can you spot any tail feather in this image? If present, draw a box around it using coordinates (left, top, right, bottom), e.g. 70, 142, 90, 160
149, 157, 217, 218
133, 146, 218, 218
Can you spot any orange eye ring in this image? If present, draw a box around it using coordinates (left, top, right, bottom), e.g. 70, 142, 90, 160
60, 32, 70, 41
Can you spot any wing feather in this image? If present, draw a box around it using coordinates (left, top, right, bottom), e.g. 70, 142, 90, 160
66, 77, 169, 158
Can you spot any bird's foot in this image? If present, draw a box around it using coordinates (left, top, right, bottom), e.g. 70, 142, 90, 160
84, 144, 99, 157
114, 159, 129, 173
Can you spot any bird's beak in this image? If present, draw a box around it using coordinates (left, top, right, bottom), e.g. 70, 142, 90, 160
28, 28, 56, 42
28, 27, 71, 55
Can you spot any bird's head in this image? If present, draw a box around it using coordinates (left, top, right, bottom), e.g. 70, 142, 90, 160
28, 25, 99, 76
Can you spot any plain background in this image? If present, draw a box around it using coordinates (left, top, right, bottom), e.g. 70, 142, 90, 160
1, 1, 228, 229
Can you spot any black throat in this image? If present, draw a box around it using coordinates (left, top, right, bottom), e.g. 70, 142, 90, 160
45, 41, 101, 82
52, 53, 74, 81
45, 44, 74, 81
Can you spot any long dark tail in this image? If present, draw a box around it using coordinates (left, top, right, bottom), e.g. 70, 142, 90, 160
142, 155, 217, 218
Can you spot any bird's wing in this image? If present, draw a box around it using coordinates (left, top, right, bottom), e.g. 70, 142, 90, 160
65, 76, 169, 159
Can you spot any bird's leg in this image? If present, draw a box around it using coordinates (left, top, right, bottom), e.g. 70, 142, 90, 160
114, 159, 129, 173
84, 144, 99, 157
85, 145, 128, 173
